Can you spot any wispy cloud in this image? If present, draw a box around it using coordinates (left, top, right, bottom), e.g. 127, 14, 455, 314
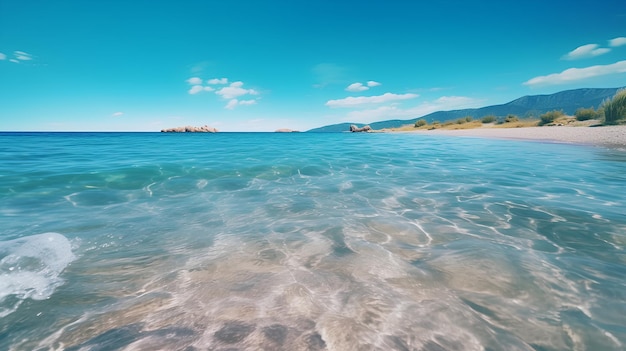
345, 81, 382, 92
1, 50, 35, 64
14, 51, 33, 61
111, 112, 124, 117
524, 60, 626, 86
326, 92, 418, 108
609, 37, 626, 47
563, 44, 610, 60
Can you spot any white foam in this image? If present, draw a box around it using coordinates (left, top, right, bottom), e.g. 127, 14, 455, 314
0, 232, 75, 317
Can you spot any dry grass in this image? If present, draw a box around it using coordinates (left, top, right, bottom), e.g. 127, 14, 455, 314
440, 121, 483, 130
389, 124, 419, 131
492, 119, 539, 128
380, 117, 599, 132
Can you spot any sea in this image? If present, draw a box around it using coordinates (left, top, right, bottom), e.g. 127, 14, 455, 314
0, 132, 625, 351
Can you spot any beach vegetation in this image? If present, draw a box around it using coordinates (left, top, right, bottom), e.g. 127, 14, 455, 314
446, 120, 483, 130
538, 110, 565, 126
575, 107, 599, 121
414, 119, 428, 127
504, 114, 519, 123
429, 121, 441, 130
601, 89, 626, 125
493, 118, 539, 128
456, 116, 473, 124
495, 114, 519, 125
481, 115, 497, 123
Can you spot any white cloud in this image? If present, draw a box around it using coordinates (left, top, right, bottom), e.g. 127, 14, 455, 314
9, 59, 19, 63
188, 85, 205, 94
563, 44, 610, 60
524, 60, 626, 86
344, 96, 483, 123
111, 112, 124, 117
0, 52, 5, 60
224, 98, 257, 110
609, 37, 626, 47
346, 81, 382, 92
346, 83, 369, 92
225, 99, 239, 110
186, 77, 202, 85
186, 77, 259, 108
239, 99, 257, 106
216, 81, 258, 99
326, 92, 419, 108
208, 78, 228, 85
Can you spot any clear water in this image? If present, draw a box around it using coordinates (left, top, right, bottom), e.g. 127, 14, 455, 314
1, 132, 625, 351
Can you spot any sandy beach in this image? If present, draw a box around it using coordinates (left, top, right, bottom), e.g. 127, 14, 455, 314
409, 125, 626, 148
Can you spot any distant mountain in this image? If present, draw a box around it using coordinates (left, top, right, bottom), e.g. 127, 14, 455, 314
307, 87, 623, 132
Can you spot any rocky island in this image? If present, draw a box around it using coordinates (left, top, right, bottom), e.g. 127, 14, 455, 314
161, 125, 218, 133
350, 125, 372, 132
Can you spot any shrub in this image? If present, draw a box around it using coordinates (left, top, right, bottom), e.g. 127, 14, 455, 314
575, 107, 598, 121
504, 114, 519, 123
414, 119, 427, 127
464, 116, 473, 123
539, 110, 564, 126
602, 89, 626, 125
481, 115, 496, 123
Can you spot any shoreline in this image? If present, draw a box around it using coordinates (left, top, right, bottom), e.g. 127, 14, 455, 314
399, 125, 626, 148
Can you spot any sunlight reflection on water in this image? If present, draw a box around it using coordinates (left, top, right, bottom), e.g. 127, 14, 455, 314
0, 132, 625, 350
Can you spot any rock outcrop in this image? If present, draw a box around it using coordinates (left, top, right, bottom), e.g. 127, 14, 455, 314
275, 128, 300, 133
350, 125, 372, 132
161, 125, 218, 133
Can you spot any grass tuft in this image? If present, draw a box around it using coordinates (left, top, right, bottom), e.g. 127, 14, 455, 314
602, 89, 626, 125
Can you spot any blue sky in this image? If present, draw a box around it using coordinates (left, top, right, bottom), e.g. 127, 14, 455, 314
1, 0, 625, 132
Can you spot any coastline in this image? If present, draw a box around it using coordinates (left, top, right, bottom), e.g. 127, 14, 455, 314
402, 125, 626, 148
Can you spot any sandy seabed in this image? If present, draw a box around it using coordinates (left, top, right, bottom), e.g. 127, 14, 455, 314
408, 125, 626, 148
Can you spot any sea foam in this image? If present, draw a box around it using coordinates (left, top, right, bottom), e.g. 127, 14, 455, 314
0, 232, 75, 317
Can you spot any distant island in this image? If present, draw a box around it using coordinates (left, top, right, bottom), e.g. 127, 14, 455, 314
161, 125, 218, 133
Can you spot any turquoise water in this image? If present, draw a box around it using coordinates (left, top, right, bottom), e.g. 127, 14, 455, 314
1, 132, 625, 350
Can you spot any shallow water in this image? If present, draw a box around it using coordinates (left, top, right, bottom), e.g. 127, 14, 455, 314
0, 132, 625, 350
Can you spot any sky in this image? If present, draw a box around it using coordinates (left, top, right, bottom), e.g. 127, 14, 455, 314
1, 0, 625, 132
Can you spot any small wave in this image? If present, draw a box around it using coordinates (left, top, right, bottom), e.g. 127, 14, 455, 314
0, 232, 75, 317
